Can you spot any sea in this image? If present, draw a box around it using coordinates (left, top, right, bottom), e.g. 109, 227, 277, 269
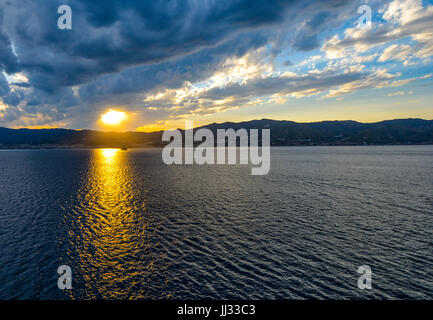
0, 146, 432, 299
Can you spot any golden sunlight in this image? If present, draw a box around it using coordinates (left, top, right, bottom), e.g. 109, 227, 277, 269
101, 109, 127, 126
100, 148, 120, 160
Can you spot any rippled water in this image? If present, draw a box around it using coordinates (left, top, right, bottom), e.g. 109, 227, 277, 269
0, 146, 432, 299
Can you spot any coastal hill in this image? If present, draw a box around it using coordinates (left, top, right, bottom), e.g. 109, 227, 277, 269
0, 118, 432, 148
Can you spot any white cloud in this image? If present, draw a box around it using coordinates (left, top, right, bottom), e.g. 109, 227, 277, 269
322, 0, 433, 64
378, 44, 415, 63
326, 70, 431, 98
387, 91, 405, 96
325, 68, 396, 98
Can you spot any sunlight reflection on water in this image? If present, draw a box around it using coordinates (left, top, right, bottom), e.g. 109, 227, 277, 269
1, 146, 432, 299
64, 149, 168, 299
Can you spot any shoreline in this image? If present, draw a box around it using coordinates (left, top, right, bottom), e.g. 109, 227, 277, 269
1, 143, 432, 150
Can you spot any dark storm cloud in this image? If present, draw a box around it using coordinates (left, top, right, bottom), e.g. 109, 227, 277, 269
78, 29, 270, 103
0, 8, 19, 74
0, 71, 10, 96
291, 11, 331, 51
0, 0, 370, 126
0, 31, 19, 74
0, 71, 21, 106
1, 0, 298, 92
289, 0, 358, 52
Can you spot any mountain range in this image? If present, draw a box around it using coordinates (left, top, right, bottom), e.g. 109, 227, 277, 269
0, 118, 432, 148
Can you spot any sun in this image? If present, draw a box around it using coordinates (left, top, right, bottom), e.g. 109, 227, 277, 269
100, 109, 127, 126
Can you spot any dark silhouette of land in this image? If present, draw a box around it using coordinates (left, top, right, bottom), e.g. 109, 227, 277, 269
0, 118, 432, 148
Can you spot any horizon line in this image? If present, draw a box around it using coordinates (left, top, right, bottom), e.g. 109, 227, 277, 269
1, 117, 432, 133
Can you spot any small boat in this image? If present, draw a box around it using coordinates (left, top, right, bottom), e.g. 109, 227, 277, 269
121, 146, 128, 150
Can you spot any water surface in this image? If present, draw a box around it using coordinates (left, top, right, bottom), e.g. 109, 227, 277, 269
0, 146, 432, 299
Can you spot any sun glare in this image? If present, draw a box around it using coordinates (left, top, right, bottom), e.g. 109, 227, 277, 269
100, 148, 119, 162
101, 109, 127, 126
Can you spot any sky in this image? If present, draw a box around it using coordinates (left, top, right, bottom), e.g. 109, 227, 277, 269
0, 0, 432, 131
